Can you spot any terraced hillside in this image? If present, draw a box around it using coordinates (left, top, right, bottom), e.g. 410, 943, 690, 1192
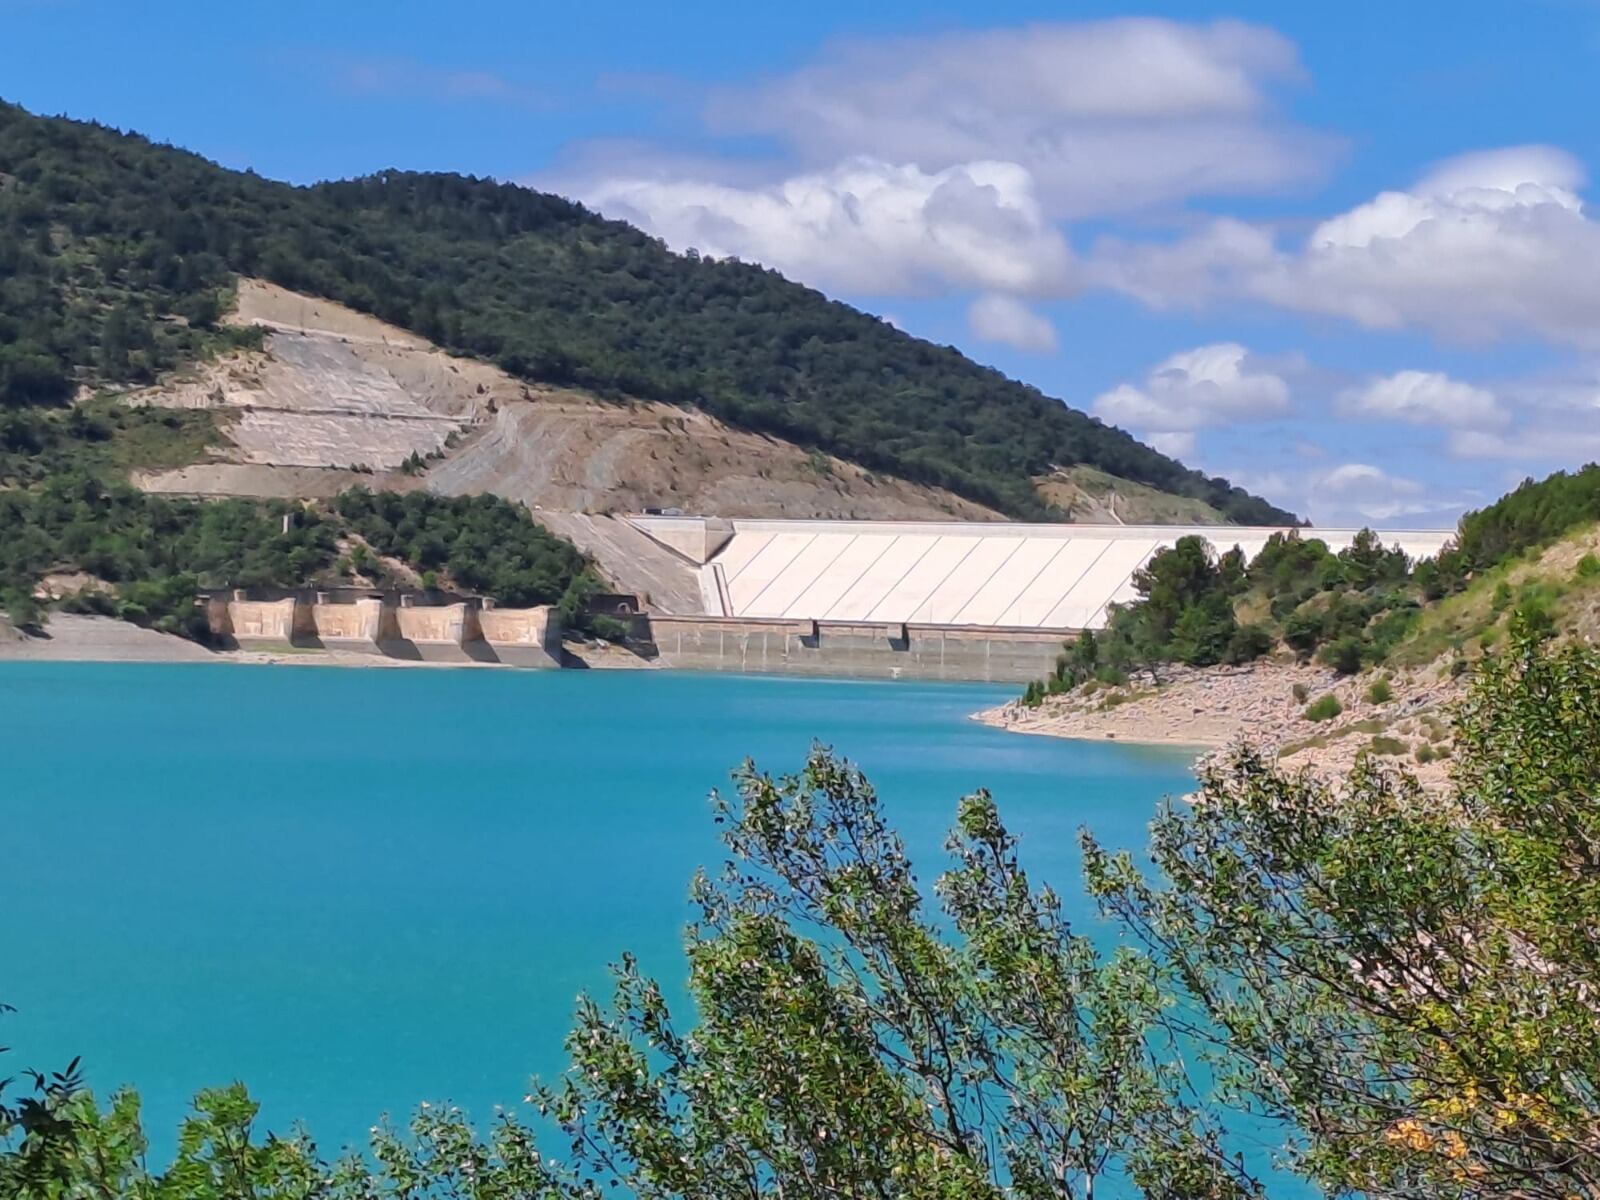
134, 281, 1002, 525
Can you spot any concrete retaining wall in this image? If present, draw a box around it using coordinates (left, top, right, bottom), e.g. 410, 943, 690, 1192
310, 596, 389, 654
645, 616, 1070, 683
227, 597, 315, 647
209, 595, 561, 667
478, 606, 563, 668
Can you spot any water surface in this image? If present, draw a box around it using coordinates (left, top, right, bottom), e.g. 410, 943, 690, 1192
0, 662, 1195, 1155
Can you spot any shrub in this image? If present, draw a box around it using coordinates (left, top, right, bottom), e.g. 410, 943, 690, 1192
1365, 677, 1393, 704
1414, 742, 1437, 764
1317, 634, 1365, 676
1578, 552, 1600, 580
1224, 622, 1273, 665
1, 585, 44, 631
1291, 681, 1310, 703
1513, 594, 1556, 639
588, 614, 633, 644
1303, 693, 1343, 722
1282, 609, 1324, 660
1366, 735, 1406, 756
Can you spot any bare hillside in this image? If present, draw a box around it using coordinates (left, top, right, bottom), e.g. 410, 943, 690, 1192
1035, 466, 1227, 525
133, 281, 1000, 521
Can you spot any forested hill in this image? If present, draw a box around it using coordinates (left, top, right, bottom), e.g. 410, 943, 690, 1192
0, 100, 1296, 524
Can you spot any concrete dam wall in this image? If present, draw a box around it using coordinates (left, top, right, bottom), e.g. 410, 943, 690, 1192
609, 515, 1454, 681
627, 516, 1456, 632
206, 591, 562, 667
644, 616, 1070, 683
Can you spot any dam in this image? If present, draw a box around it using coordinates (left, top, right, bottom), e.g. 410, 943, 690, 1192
610, 516, 1455, 681
197, 519, 1454, 681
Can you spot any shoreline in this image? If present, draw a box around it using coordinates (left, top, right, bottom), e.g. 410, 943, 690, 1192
968, 659, 1461, 790
0, 614, 655, 671
968, 708, 1222, 754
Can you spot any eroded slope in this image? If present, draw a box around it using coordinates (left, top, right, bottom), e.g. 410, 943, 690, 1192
135, 281, 1001, 523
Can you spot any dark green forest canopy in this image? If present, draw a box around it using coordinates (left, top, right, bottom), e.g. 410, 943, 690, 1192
0, 100, 1297, 524
0, 479, 602, 638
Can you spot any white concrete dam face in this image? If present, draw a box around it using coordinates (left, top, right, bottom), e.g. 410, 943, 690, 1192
627, 517, 1456, 631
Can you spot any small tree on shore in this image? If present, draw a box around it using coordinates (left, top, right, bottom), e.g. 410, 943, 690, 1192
1084, 625, 1600, 1200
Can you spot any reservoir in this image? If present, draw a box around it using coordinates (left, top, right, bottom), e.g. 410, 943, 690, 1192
0, 662, 1195, 1158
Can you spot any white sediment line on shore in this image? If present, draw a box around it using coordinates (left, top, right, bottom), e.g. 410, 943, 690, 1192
0, 614, 654, 670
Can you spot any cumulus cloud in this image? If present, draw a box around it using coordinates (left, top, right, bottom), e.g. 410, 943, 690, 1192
1093, 144, 1600, 348
1092, 343, 1290, 451
586, 158, 1073, 297
1311, 463, 1437, 523
1445, 370, 1600, 460
966, 294, 1059, 353
1229, 462, 1452, 526
558, 18, 1333, 299
1148, 431, 1198, 458
1338, 370, 1507, 429
700, 18, 1329, 219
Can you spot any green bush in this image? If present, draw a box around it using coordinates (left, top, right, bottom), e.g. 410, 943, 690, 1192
1317, 634, 1366, 676
1414, 742, 1438, 764
1224, 622, 1273, 664
1365, 677, 1393, 704
0, 585, 44, 631
1577, 552, 1600, 579
1366, 734, 1406, 756
1304, 693, 1344, 722
588, 614, 633, 644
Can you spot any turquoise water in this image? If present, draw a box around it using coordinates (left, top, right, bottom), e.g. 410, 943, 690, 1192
0, 662, 1197, 1160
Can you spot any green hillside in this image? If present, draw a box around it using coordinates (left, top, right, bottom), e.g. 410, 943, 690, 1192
1022, 463, 1600, 702
0, 99, 1295, 524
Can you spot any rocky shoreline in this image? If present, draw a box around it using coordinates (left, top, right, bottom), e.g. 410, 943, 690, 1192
972, 658, 1460, 792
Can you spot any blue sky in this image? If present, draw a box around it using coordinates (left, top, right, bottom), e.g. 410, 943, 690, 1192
6, 0, 1600, 525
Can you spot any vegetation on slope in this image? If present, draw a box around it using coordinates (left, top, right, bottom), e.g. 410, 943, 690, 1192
333, 488, 603, 615
0, 99, 1294, 524
0, 395, 225, 486
0, 477, 606, 639
5, 630, 1597, 1198
1022, 462, 1600, 703
1034, 464, 1228, 525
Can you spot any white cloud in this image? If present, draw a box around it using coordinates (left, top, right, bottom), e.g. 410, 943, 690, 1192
1093, 144, 1600, 349
700, 18, 1329, 219
1446, 373, 1600, 460
1092, 343, 1290, 454
966, 294, 1059, 353
558, 18, 1333, 299
1338, 370, 1507, 429
1312, 463, 1435, 523
584, 158, 1073, 297
1148, 431, 1197, 458
1229, 461, 1456, 527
